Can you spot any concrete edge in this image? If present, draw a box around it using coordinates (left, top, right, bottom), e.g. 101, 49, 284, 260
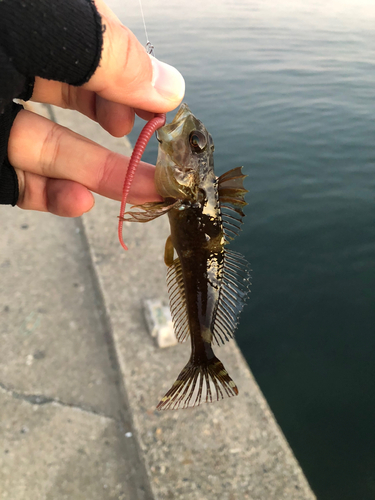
76, 217, 156, 500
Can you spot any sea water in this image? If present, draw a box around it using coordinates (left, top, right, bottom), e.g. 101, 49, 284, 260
110, 1, 375, 498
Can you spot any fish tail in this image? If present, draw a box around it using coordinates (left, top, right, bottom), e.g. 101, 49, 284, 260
157, 354, 238, 411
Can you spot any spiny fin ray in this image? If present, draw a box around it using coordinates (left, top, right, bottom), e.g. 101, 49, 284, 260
166, 258, 190, 343
157, 356, 238, 410
120, 200, 181, 223
218, 167, 248, 242
211, 249, 251, 346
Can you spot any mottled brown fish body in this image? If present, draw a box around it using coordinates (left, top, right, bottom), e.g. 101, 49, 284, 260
122, 104, 250, 410
168, 186, 222, 347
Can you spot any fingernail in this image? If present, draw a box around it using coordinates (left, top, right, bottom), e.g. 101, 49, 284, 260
149, 55, 185, 101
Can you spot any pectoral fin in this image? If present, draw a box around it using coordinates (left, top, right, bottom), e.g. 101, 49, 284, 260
119, 199, 181, 223
218, 167, 248, 242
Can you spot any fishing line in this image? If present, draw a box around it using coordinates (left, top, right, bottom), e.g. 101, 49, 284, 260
137, 0, 154, 55
118, 0, 166, 250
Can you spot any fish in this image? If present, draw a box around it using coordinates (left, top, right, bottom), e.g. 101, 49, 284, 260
122, 103, 250, 410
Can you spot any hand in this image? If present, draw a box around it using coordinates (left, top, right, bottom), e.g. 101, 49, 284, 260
7, 0, 185, 217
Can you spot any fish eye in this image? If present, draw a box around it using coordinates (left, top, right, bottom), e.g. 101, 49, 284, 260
189, 131, 207, 152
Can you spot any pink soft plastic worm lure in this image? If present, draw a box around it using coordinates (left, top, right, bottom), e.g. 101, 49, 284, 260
118, 113, 166, 250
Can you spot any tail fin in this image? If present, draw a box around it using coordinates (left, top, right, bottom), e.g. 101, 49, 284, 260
157, 356, 238, 411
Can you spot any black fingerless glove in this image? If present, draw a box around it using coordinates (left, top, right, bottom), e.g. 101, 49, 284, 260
0, 0, 104, 205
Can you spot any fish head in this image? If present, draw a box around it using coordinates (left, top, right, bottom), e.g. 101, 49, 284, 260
155, 104, 214, 201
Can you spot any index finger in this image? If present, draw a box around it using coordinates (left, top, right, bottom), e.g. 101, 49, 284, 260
8, 109, 162, 204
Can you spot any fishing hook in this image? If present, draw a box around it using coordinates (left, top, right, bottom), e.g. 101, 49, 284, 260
145, 41, 155, 56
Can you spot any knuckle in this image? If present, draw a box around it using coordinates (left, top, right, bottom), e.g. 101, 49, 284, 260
39, 123, 65, 177
96, 150, 120, 193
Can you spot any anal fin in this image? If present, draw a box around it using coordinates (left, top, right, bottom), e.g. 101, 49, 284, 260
166, 258, 190, 343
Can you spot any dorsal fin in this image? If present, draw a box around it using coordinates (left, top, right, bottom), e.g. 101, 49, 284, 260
218, 167, 248, 242
120, 199, 181, 223
166, 257, 190, 343
211, 249, 251, 346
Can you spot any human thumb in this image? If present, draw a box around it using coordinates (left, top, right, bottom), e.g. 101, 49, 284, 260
85, 2, 185, 113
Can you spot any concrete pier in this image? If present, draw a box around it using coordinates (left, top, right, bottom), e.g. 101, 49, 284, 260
0, 104, 316, 500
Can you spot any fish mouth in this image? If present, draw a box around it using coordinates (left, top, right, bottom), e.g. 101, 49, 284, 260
157, 103, 195, 143
172, 103, 193, 123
